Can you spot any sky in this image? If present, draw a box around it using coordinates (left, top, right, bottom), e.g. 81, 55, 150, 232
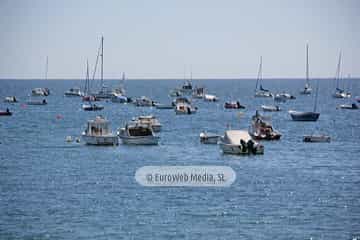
0, 0, 359, 79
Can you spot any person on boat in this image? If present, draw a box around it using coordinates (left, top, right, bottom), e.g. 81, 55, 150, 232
6, 108, 9, 113
42, 99, 47, 104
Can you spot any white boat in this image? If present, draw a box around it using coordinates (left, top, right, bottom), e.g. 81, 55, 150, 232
154, 103, 173, 109
132, 115, 162, 132
300, 44, 312, 95
82, 103, 104, 111
111, 93, 129, 103
254, 56, 273, 98
277, 92, 296, 99
332, 52, 351, 98
134, 96, 155, 107
303, 135, 331, 143
200, 132, 221, 144
337, 103, 358, 110
224, 101, 245, 109
64, 87, 84, 97
4, 96, 17, 103
175, 102, 197, 114
27, 99, 47, 105
274, 94, 287, 102
118, 123, 159, 145
82, 116, 119, 146
261, 105, 281, 112
204, 94, 219, 102
193, 87, 205, 98
218, 130, 264, 155
169, 89, 182, 97
32, 88, 50, 96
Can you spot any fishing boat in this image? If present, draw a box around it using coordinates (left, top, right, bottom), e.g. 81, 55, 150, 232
303, 135, 331, 143
199, 131, 221, 144
0, 108, 12, 116
134, 96, 155, 107
224, 101, 245, 109
193, 87, 205, 99
249, 111, 281, 140
82, 103, 104, 111
204, 94, 219, 102
4, 96, 17, 103
27, 99, 47, 105
32, 88, 50, 96
218, 130, 264, 155
154, 103, 173, 109
254, 56, 273, 98
337, 103, 358, 110
179, 80, 193, 95
261, 105, 281, 112
289, 80, 320, 121
64, 87, 84, 97
82, 116, 118, 146
132, 115, 162, 132
332, 52, 351, 98
300, 44, 312, 94
118, 123, 159, 145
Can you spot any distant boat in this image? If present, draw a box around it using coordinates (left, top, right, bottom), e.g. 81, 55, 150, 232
254, 56, 273, 98
154, 103, 173, 109
249, 111, 281, 140
218, 130, 264, 155
300, 44, 312, 95
134, 96, 155, 107
337, 103, 358, 110
27, 99, 47, 105
82, 60, 100, 102
277, 92, 296, 99
332, 52, 351, 98
82, 103, 104, 111
0, 108, 12, 116
169, 89, 182, 97
193, 87, 205, 99
261, 105, 280, 112
118, 122, 159, 145
175, 102, 197, 114
224, 101, 245, 109
204, 94, 219, 102
200, 131, 221, 144
303, 135, 331, 143
82, 116, 118, 146
274, 94, 287, 103
4, 96, 17, 103
289, 79, 320, 121
131, 115, 162, 132
64, 87, 84, 97
32, 57, 50, 96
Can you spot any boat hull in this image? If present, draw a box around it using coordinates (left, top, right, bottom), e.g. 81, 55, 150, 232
303, 135, 331, 143
219, 142, 264, 155
119, 135, 159, 145
289, 111, 319, 121
200, 133, 220, 144
82, 135, 119, 146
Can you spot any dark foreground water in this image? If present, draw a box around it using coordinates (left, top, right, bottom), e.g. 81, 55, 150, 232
0, 79, 359, 239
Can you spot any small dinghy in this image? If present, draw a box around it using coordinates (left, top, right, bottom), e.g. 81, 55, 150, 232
32, 88, 50, 96
303, 135, 331, 143
4, 96, 17, 103
82, 103, 104, 111
289, 110, 319, 121
200, 131, 221, 144
204, 94, 219, 102
274, 94, 287, 103
278, 92, 296, 99
175, 102, 197, 114
154, 103, 173, 109
261, 105, 281, 112
219, 130, 264, 155
337, 103, 358, 110
134, 96, 155, 107
27, 99, 47, 105
0, 108, 12, 116
64, 87, 84, 97
224, 101, 245, 109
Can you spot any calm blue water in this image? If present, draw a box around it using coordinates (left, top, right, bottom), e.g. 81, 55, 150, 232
0, 79, 360, 239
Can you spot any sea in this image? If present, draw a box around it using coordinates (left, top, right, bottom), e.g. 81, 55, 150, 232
0, 79, 359, 239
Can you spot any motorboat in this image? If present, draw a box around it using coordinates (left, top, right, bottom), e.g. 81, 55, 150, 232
224, 101, 245, 109
204, 94, 219, 102
249, 111, 281, 140
64, 87, 84, 97
27, 99, 47, 105
82, 103, 104, 111
134, 96, 155, 107
289, 110, 319, 121
4, 96, 17, 103
175, 102, 197, 114
193, 87, 205, 99
94, 86, 113, 99
332, 52, 351, 98
300, 44, 312, 95
200, 131, 221, 144
0, 108, 12, 116
337, 103, 358, 110
32, 88, 50, 96
277, 92, 296, 99
274, 94, 287, 102
154, 103, 173, 109
218, 130, 264, 155
254, 57, 273, 97
173, 97, 191, 106
82, 95, 101, 102
261, 105, 280, 112
255, 87, 273, 98
303, 135, 331, 143
179, 80, 193, 95
111, 93, 129, 103
118, 123, 159, 145
82, 116, 119, 146
333, 88, 351, 98
169, 89, 182, 97
132, 115, 162, 132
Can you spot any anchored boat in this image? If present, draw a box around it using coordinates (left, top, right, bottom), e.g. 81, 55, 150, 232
82, 116, 118, 146
118, 123, 159, 145
219, 130, 264, 155
249, 111, 281, 140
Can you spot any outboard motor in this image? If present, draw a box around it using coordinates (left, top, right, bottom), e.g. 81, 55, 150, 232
240, 139, 247, 153
247, 140, 256, 154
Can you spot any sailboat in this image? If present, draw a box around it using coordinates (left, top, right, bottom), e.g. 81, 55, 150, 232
333, 52, 351, 98
289, 80, 320, 121
82, 60, 100, 101
31, 56, 50, 96
254, 56, 272, 98
93, 36, 113, 99
111, 72, 129, 103
300, 44, 312, 94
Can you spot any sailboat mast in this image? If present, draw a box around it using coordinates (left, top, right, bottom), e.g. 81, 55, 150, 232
335, 51, 342, 89
255, 56, 262, 91
314, 80, 319, 112
86, 60, 89, 94
45, 56, 48, 80
306, 44, 309, 84
101, 36, 104, 87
